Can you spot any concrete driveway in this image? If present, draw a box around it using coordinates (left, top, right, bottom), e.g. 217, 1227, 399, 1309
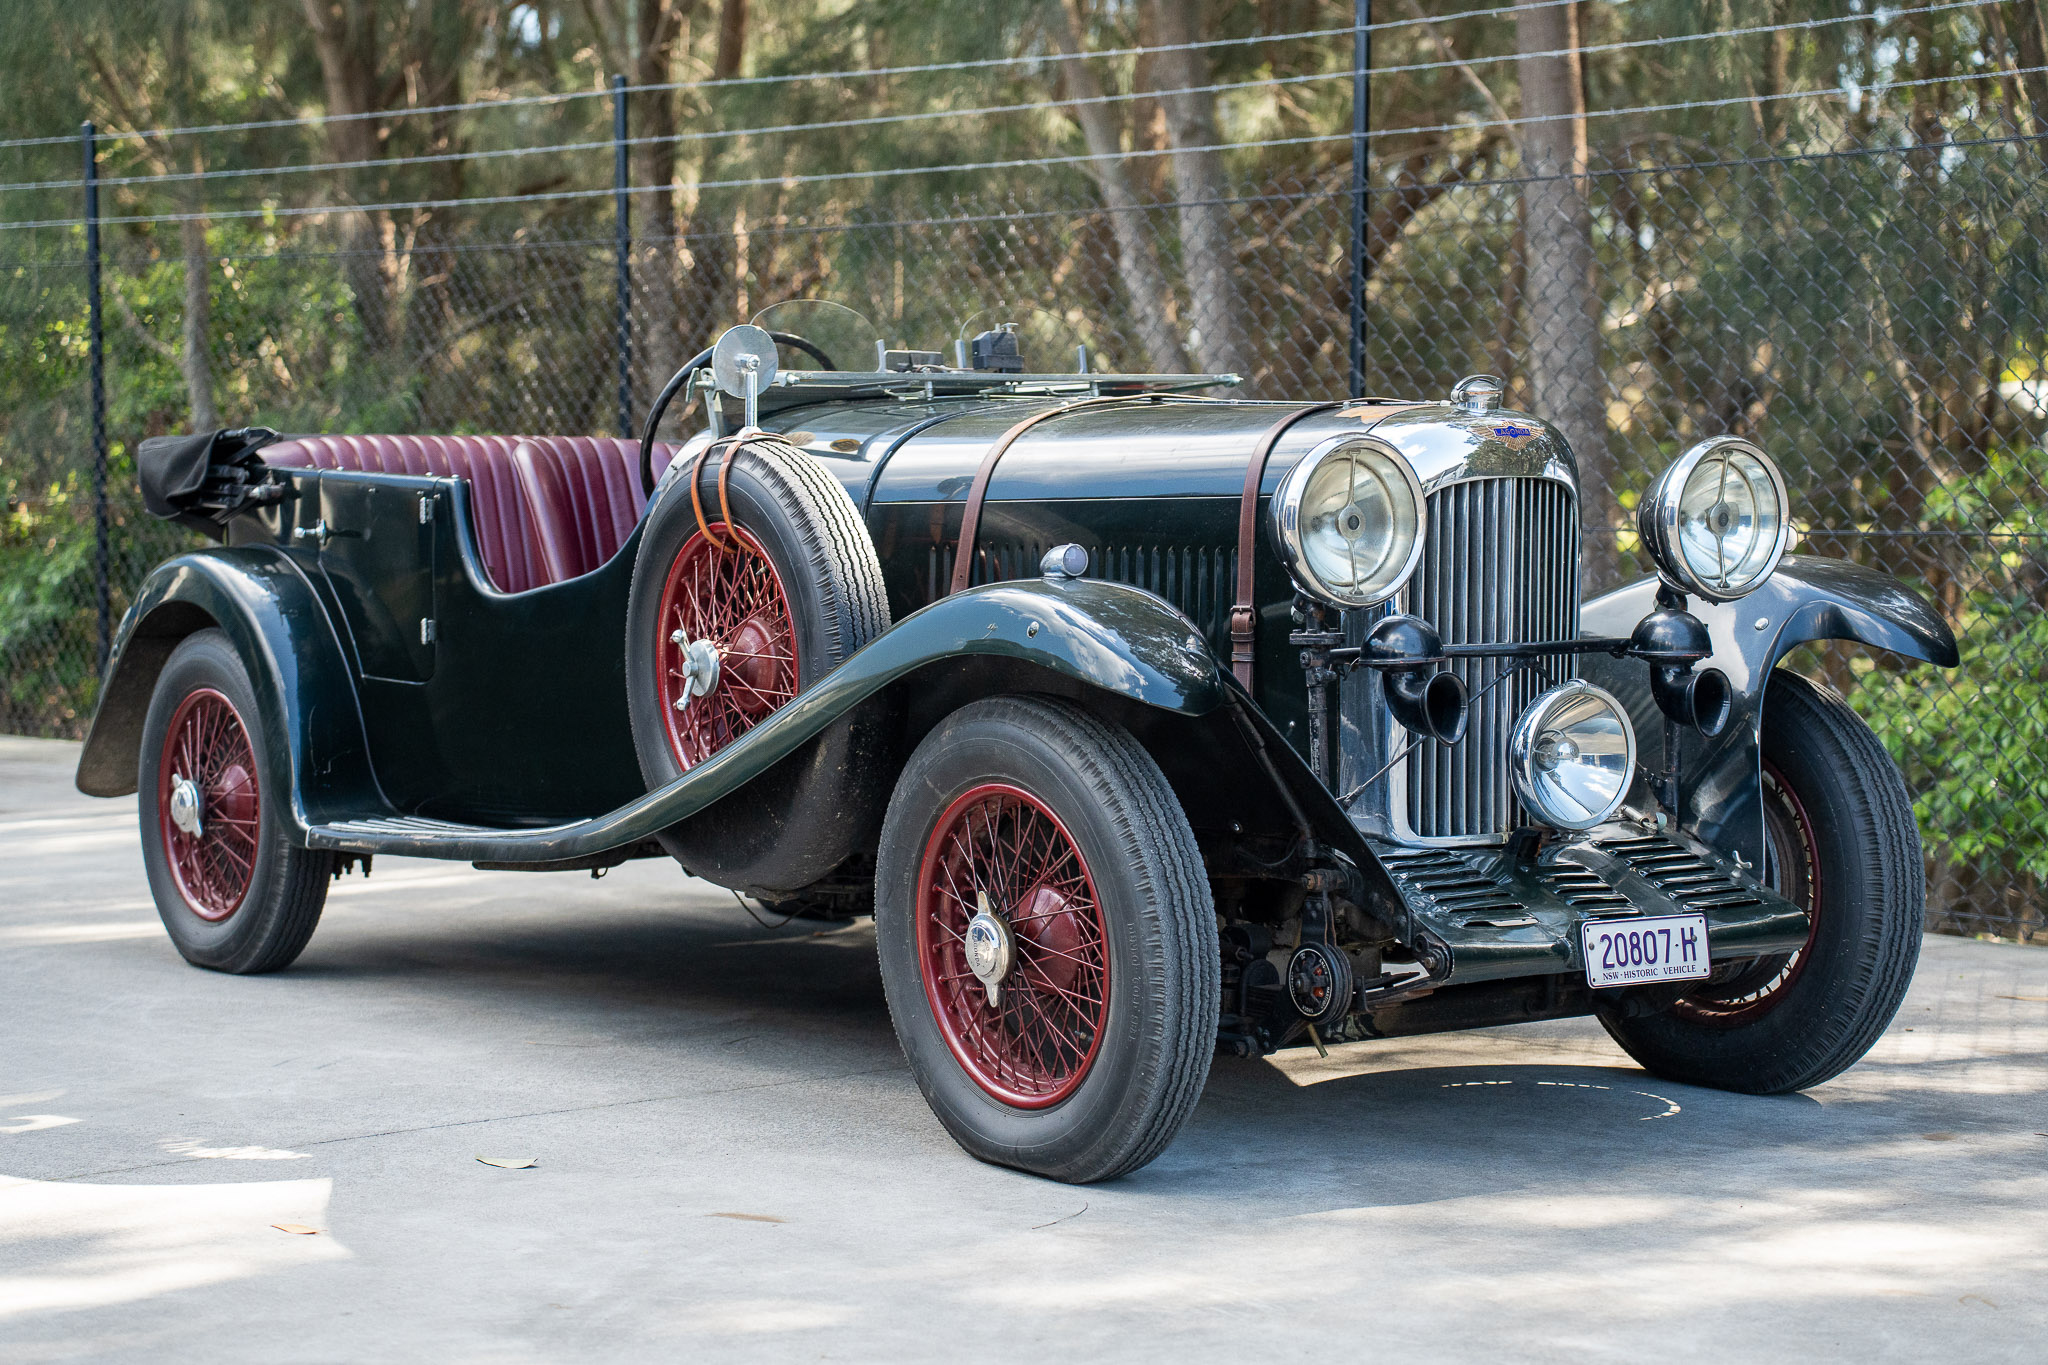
2, 734, 2043, 1362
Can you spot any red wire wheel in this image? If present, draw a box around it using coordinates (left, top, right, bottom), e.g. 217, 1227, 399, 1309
655, 522, 801, 769
1672, 759, 1820, 1027
915, 783, 1112, 1109
157, 687, 262, 923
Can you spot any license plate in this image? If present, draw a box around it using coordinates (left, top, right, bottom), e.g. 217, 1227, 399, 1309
1581, 913, 1711, 988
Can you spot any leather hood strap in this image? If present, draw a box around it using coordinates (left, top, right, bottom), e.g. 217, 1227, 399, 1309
1230, 401, 1424, 690
949, 395, 1150, 595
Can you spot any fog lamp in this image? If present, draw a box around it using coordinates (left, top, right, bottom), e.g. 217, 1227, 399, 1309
1510, 681, 1636, 831
1638, 436, 1791, 602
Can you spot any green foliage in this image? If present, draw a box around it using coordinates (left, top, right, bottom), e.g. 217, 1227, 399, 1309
0, 469, 101, 734
1848, 444, 2048, 892
1853, 601, 2048, 887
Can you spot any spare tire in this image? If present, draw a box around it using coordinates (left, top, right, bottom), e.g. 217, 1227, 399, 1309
624, 435, 893, 896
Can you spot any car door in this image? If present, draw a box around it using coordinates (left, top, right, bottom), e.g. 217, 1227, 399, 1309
301, 471, 439, 682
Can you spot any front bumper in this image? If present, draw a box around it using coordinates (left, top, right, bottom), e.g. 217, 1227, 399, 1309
1372, 823, 1810, 988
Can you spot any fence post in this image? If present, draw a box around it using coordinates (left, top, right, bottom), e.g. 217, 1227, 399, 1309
1347, 0, 1371, 400
613, 74, 633, 440
81, 120, 110, 676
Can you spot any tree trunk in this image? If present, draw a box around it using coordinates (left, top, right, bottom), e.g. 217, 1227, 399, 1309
630, 0, 688, 398
2004, 1, 2048, 139
1052, 1, 1188, 373
714, 0, 746, 78
1144, 0, 1253, 382
1515, 2, 1614, 586
179, 207, 217, 433
162, 13, 215, 432
676, 0, 747, 361
299, 0, 401, 354
1490, 207, 1525, 402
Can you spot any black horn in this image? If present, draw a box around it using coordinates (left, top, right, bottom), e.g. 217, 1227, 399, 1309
1364, 615, 1469, 745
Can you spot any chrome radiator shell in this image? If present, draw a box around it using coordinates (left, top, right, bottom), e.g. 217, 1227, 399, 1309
1390, 475, 1581, 842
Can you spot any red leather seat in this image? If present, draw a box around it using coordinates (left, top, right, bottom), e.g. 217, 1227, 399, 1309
262, 434, 678, 594
510, 438, 656, 585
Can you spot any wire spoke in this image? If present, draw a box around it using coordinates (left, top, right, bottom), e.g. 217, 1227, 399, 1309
917, 784, 1110, 1106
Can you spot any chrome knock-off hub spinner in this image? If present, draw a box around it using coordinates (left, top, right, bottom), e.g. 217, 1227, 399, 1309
168, 773, 204, 840
964, 890, 1015, 1005
670, 632, 722, 706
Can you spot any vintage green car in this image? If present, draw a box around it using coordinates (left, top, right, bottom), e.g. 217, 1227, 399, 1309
79, 310, 1957, 1182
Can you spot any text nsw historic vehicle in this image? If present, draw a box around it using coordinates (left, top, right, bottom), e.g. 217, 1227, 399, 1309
80, 310, 1958, 1182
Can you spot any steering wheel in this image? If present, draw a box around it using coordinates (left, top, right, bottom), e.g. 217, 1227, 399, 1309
638, 331, 836, 499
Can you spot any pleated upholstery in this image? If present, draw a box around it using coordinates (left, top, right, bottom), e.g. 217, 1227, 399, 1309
511, 438, 659, 585
262, 434, 679, 594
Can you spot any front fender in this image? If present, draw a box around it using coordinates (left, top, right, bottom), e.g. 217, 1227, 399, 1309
1582, 554, 1957, 870
305, 578, 1237, 860
74, 547, 380, 835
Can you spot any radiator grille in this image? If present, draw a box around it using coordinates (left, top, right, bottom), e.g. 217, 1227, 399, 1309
1400, 477, 1579, 841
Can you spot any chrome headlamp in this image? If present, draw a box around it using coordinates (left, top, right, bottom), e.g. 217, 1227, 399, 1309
1638, 436, 1791, 602
1271, 435, 1426, 609
1510, 681, 1636, 831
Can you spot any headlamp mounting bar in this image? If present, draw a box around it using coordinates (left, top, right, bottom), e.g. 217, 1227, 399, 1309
1321, 633, 1646, 667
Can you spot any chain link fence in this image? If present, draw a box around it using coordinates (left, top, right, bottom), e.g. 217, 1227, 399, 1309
3, 130, 2042, 941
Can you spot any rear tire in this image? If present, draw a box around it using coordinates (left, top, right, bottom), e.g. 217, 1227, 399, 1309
1599, 671, 1922, 1093
139, 630, 329, 974
875, 697, 1218, 1183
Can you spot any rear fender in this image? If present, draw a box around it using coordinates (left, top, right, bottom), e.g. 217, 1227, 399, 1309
74, 547, 379, 834
1581, 554, 1957, 871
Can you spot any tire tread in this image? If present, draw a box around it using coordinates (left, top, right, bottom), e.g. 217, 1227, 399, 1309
1601, 670, 1923, 1093
876, 696, 1218, 1183
141, 630, 330, 975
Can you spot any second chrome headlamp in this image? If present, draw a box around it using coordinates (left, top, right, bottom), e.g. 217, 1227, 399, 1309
1271, 435, 1426, 609
1638, 436, 1791, 602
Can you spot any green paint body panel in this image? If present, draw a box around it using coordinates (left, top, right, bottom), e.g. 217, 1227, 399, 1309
300, 573, 1236, 862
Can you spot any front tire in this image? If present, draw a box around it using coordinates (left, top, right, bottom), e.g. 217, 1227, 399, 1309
139, 630, 329, 974
875, 697, 1218, 1183
1599, 671, 1923, 1093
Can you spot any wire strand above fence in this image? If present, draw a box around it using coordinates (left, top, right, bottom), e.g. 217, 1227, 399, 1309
0, 0, 1985, 199
2, 60, 2033, 233
0, 0, 1625, 152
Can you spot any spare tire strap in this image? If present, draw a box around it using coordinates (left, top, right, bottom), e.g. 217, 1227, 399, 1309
1230, 401, 1424, 690
686, 431, 803, 553
687, 434, 746, 551
948, 395, 1150, 595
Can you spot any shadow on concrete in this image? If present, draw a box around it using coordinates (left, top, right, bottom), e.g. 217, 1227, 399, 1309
257, 897, 2048, 1217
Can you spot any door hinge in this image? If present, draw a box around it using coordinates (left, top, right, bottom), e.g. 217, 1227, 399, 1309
420, 618, 437, 645
418, 494, 434, 524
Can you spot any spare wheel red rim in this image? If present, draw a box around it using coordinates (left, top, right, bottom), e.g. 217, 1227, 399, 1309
656, 522, 801, 769
158, 687, 262, 923
915, 782, 1112, 1109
